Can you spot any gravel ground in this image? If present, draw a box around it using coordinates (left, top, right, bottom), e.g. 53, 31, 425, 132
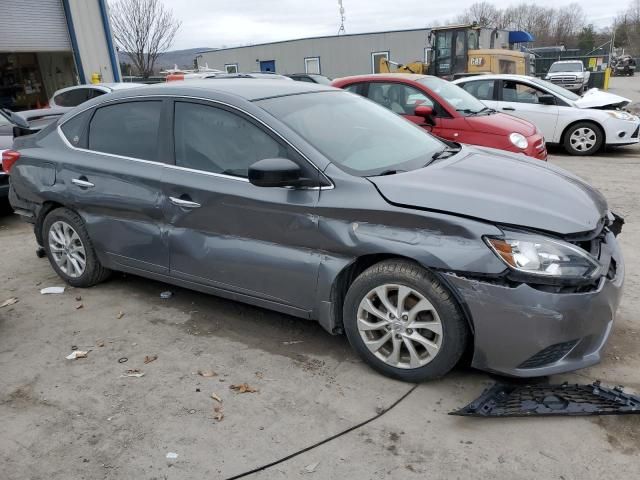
1, 79, 638, 479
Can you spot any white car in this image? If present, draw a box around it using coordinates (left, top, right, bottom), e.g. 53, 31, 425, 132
454, 74, 640, 156
18, 83, 145, 122
544, 60, 590, 93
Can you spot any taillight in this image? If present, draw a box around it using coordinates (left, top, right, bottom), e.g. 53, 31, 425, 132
166, 74, 184, 82
1, 150, 20, 174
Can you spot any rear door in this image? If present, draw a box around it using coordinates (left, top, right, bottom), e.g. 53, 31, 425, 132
59, 98, 170, 273
163, 99, 321, 312
496, 80, 559, 140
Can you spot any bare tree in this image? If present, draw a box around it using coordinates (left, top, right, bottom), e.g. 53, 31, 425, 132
109, 0, 181, 78
457, 2, 501, 27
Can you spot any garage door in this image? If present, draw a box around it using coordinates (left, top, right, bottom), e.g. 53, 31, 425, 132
0, 0, 71, 51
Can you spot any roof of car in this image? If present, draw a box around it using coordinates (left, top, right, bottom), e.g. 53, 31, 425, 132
99, 79, 336, 102
335, 73, 433, 83
452, 74, 534, 83
551, 60, 583, 63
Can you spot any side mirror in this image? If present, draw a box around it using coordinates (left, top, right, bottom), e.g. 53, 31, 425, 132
415, 105, 434, 118
538, 94, 556, 106
248, 158, 303, 188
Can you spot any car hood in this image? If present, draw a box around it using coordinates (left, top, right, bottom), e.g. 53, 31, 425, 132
573, 89, 631, 109
464, 112, 536, 136
368, 147, 608, 235
546, 71, 586, 77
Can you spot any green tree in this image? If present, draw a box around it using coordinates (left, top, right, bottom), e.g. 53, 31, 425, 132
577, 24, 596, 52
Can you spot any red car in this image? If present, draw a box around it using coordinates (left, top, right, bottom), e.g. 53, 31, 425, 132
332, 74, 547, 160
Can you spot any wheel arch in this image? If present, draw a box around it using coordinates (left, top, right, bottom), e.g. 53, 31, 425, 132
35, 201, 66, 246
559, 118, 606, 147
318, 254, 475, 339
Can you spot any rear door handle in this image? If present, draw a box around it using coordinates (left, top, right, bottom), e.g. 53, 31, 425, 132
71, 178, 94, 188
502, 107, 516, 111
169, 196, 201, 209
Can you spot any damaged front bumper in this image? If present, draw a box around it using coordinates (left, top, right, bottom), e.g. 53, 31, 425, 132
443, 231, 624, 377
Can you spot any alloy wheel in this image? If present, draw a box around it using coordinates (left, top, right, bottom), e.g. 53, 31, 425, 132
48, 220, 87, 278
569, 127, 597, 152
356, 284, 443, 369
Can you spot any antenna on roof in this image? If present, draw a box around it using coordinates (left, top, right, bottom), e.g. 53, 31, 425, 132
337, 0, 346, 35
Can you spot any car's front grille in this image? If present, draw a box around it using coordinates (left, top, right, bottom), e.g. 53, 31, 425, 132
549, 75, 577, 84
518, 340, 578, 369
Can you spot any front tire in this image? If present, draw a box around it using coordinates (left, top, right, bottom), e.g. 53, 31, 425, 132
563, 122, 603, 156
343, 260, 469, 382
42, 208, 111, 287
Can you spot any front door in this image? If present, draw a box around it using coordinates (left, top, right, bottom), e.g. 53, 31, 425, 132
496, 80, 559, 141
260, 60, 276, 73
363, 81, 462, 140
59, 99, 170, 274
164, 99, 321, 311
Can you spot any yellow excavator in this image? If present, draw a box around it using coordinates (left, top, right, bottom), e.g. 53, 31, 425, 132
379, 24, 531, 79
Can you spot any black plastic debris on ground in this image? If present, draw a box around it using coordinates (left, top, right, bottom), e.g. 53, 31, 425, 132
450, 381, 640, 417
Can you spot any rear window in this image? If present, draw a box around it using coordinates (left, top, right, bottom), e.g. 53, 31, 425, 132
54, 88, 96, 107
88, 101, 161, 161
60, 110, 92, 147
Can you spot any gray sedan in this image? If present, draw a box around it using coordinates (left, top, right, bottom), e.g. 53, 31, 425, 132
6, 80, 624, 381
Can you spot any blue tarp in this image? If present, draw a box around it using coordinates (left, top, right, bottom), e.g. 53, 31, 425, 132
509, 31, 535, 43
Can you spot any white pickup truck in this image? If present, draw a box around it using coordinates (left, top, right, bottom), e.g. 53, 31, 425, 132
544, 60, 590, 93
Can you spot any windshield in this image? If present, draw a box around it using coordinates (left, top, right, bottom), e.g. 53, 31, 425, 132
257, 91, 445, 176
548, 63, 583, 73
528, 77, 581, 101
418, 76, 488, 115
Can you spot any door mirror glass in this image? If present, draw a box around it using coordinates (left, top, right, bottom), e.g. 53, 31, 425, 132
538, 94, 556, 106
248, 158, 303, 187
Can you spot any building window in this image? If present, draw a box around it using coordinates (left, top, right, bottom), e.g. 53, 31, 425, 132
225, 64, 238, 74
371, 51, 389, 74
304, 57, 320, 74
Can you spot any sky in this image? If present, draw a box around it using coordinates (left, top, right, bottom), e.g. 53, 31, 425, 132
159, 0, 628, 50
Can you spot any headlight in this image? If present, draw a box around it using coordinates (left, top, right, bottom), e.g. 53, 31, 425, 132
607, 110, 636, 121
509, 132, 528, 149
485, 231, 601, 279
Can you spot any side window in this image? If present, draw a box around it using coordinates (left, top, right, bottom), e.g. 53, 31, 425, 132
88, 101, 161, 161
460, 80, 495, 101
295, 76, 315, 83
54, 88, 93, 107
366, 83, 433, 115
343, 83, 363, 94
174, 101, 288, 178
89, 89, 107, 99
60, 109, 93, 148
502, 81, 546, 104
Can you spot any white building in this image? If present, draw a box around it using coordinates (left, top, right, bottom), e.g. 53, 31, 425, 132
0, 0, 120, 110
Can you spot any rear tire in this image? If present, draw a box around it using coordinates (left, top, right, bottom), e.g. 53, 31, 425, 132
343, 260, 469, 382
563, 122, 603, 156
42, 208, 111, 287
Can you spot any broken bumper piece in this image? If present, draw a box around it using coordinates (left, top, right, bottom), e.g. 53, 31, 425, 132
450, 381, 640, 417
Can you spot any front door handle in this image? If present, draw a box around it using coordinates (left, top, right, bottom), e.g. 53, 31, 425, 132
502, 107, 516, 111
71, 178, 94, 188
169, 196, 201, 209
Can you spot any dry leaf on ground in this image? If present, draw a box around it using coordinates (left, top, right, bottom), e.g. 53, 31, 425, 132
75, 304, 83, 310
1, 297, 18, 308
144, 355, 158, 364
211, 392, 222, 403
116, 311, 125, 319
230, 383, 258, 394
122, 369, 145, 378
66, 350, 88, 360
197, 369, 217, 378
213, 405, 224, 421
96, 340, 105, 347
